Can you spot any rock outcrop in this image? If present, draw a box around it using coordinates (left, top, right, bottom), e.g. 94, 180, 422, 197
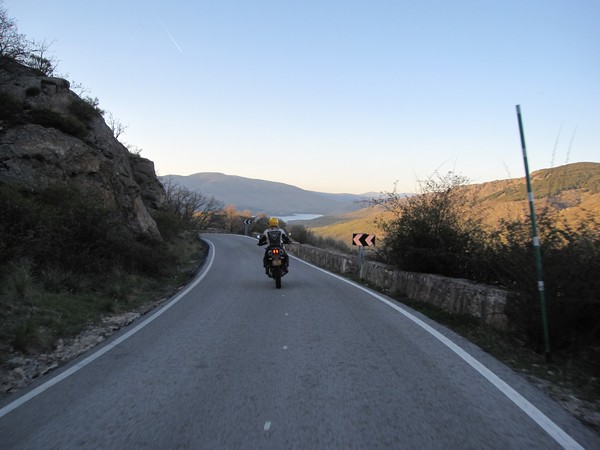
0, 57, 165, 238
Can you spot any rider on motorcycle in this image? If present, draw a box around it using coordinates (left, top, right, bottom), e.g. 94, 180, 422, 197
258, 217, 291, 274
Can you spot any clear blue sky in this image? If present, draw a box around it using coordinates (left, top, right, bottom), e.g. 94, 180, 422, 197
5, 0, 599, 194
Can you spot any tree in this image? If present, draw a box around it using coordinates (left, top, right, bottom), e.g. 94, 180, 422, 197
0, 3, 58, 75
24, 39, 57, 75
222, 204, 238, 232
372, 171, 487, 278
107, 111, 127, 139
220, 205, 255, 234
0, 4, 28, 60
161, 178, 222, 231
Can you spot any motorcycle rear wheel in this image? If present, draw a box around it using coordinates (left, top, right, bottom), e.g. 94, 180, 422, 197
273, 266, 282, 289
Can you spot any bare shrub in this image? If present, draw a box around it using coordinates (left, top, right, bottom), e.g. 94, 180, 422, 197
161, 177, 223, 232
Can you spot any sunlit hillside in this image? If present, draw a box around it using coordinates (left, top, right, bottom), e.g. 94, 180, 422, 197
304, 162, 600, 245
470, 161, 600, 227
298, 205, 391, 246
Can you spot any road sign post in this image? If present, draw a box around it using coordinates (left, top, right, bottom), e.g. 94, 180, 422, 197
352, 233, 376, 279
516, 105, 551, 362
243, 218, 253, 236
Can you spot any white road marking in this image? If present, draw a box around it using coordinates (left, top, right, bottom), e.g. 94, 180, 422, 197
291, 255, 584, 450
0, 240, 216, 419
283, 346, 288, 350
264, 421, 271, 431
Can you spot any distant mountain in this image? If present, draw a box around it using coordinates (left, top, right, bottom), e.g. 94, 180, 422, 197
161, 172, 374, 216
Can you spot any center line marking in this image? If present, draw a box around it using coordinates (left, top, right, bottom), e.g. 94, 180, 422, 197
264, 421, 271, 431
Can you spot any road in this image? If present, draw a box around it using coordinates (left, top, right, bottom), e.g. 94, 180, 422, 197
0, 233, 598, 449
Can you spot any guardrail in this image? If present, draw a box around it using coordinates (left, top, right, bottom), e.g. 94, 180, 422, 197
287, 242, 509, 331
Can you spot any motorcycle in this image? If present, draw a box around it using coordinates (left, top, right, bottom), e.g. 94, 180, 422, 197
264, 245, 288, 289
258, 229, 291, 289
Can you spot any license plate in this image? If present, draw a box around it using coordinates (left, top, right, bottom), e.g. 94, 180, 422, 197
272, 260, 281, 266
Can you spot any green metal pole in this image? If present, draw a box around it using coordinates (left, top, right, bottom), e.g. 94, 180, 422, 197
515, 105, 551, 362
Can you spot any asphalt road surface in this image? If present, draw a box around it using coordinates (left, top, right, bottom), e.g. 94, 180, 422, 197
1, 234, 598, 449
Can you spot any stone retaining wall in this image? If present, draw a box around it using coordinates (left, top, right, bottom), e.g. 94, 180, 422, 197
287, 242, 509, 331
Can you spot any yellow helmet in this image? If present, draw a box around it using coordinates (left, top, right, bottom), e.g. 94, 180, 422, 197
268, 217, 279, 227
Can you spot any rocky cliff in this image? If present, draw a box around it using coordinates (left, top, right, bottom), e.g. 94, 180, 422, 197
0, 57, 165, 238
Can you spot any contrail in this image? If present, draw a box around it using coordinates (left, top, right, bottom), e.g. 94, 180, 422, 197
162, 24, 184, 54
146, 2, 184, 54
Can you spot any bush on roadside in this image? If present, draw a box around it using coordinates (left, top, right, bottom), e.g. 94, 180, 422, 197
0, 181, 203, 357
161, 177, 223, 232
373, 171, 600, 360
488, 211, 600, 355
373, 171, 488, 279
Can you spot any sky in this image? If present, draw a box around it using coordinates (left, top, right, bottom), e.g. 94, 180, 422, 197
4, 0, 599, 194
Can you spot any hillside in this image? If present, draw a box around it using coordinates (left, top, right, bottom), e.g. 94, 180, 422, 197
464, 162, 600, 228
162, 172, 372, 216
307, 162, 600, 244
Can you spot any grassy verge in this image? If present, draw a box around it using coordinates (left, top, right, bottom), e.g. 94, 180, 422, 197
0, 234, 208, 365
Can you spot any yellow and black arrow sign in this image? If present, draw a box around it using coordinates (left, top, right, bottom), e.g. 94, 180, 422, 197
352, 233, 376, 246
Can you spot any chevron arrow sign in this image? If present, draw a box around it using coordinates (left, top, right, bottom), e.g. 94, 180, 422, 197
352, 233, 376, 246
